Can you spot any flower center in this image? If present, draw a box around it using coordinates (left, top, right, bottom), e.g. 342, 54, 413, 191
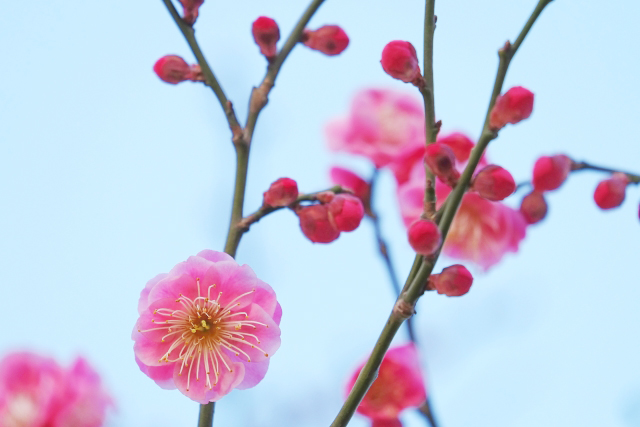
139, 278, 270, 392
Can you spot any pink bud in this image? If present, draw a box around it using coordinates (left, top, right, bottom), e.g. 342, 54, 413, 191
437, 133, 474, 162
427, 265, 473, 297
520, 191, 547, 224
153, 55, 193, 84
489, 86, 534, 130
471, 165, 516, 201
178, 0, 204, 25
594, 173, 629, 210
407, 219, 441, 256
380, 41, 421, 84
302, 25, 349, 56
297, 204, 341, 243
252, 17, 280, 59
329, 167, 371, 207
328, 194, 365, 232
425, 143, 459, 187
316, 191, 336, 204
263, 177, 299, 207
532, 155, 572, 192
372, 419, 403, 427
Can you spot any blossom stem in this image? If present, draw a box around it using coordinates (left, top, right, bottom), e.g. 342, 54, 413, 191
237, 185, 350, 233
197, 403, 215, 427
516, 161, 640, 191
418, 401, 439, 427
420, 0, 438, 218
330, 2, 553, 426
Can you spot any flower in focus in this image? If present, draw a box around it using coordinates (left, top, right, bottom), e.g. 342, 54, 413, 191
326, 89, 425, 168
396, 138, 526, 270
252, 17, 280, 60
133, 250, 282, 403
380, 41, 422, 85
302, 25, 349, 56
489, 86, 534, 130
407, 219, 441, 256
0, 352, 112, 427
345, 344, 426, 423
263, 177, 299, 207
328, 194, 365, 232
427, 264, 474, 297
178, 0, 204, 25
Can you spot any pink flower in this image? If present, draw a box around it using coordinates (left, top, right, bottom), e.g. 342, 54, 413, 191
532, 155, 573, 192
437, 133, 474, 162
593, 173, 629, 210
396, 143, 526, 270
407, 219, 441, 256
346, 344, 426, 422
329, 167, 371, 208
178, 0, 204, 25
520, 191, 547, 224
252, 17, 280, 59
263, 177, 298, 207
153, 55, 202, 84
427, 264, 474, 297
302, 25, 349, 56
296, 203, 341, 243
380, 41, 422, 85
0, 352, 112, 427
489, 86, 534, 130
327, 194, 365, 232
326, 89, 425, 168
133, 250, 282, 404
424, 143, 459, 187
471, 165, 516, 201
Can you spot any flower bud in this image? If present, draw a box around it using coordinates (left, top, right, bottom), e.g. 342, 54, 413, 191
178, 0, 204, 25
471, 165, 516, 201
263, 178, 299, 207
437, 133, 474, 162
316, 191, 335, 204
594, 173, 629, 210
328, 194, 364, 232
302, 25, 349, 56
520, 191, 547, 224
380, 41, 421, 84
489, 86, 534, 130
252, 17, 280, 59
407, 219, 441, 256
532, 155, 572, 192
427, 264, 473, 297
372, 419, 403, 427
153, 55, 194, 84
425, 143, 458, 186
297, 204, 340, 243
329, 167, 371, 208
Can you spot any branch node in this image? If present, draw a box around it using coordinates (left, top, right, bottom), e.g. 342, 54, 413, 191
393, 299, 415, 320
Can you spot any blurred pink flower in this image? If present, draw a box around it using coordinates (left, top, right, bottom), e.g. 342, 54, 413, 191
133, 250, 282, 404
396, 135, 526, 270
346, 344, 426, 422
326, 89, 425, 168
0, 352, 112, 427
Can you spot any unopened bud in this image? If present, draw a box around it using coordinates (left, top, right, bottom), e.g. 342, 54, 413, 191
407, 219, 441, 256
520, 191, 547, 224
153, 55, 199, 84
252, 17, 280, 59
263, 178, 298, 207
532, 155, 572, 192
427, 265, 473, 297
316, 191, 335, 204
327, 194, 364, 232
437, 133, 474, 162
371, 419, 403, 427
425, 143, 458, 187
594, 173, 629, 210
489, 86, 534, 130
302, 25, 349, 56
296, 204, 340, 243
178, 0, 204, 25
471, 165, 516, 201
380, 41, 422, 85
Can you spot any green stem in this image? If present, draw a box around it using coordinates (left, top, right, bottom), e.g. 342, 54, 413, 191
421, 0, 438, 218
330, 2, 553, 426
197, 403, 215, 427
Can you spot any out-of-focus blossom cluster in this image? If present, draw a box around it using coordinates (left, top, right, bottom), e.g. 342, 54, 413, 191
0, 352, 112, 427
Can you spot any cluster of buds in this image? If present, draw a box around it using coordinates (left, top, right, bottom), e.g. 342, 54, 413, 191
380, 41, 424, 87
426, 264, 474, 297
489, 86, 534, 131
262, 178, 365, 244
153, 55, 204, 84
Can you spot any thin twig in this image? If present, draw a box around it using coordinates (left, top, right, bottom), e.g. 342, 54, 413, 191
329, 2, 553, 426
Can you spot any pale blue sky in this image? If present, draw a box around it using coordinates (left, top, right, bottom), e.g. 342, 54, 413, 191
1, 1, 639, 426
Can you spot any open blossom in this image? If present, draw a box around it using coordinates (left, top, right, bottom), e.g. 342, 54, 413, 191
326, 89, 425, 168
346, 344, 426, 422
396, 139, 526, 270
133, 250, 282, 404
0, 352, 112, 427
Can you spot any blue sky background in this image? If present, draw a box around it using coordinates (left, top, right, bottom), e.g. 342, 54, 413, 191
1, 1, 640, 426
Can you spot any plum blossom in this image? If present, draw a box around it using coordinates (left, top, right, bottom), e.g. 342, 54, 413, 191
346, 344, 426, 424
325, 89, 425, 168
396, 134, 526, 270
133, 250, 282, 403
0, 352, 112, 427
